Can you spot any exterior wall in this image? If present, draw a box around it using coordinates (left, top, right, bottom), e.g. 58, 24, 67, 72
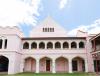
0, 18, 96, 74
24, 58, 36, 72
0, 28, 23, 74
0, 35, 95, 74
0, 52, 21, 74
0, 34, 22, 52
86, 36, 94, 72
78, 60, 83, 72
39, 58, 46, 72
56, 57, 68, 72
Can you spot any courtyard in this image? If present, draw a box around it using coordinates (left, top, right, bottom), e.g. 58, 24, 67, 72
0, 72, 98, 76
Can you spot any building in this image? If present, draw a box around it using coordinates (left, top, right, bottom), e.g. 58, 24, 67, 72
0, 17, 99, 74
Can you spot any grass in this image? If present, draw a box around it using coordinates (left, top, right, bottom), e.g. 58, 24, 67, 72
0, 72, 98, 76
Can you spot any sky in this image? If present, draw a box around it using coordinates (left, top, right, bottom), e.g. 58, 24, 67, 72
0, 0, 100, 36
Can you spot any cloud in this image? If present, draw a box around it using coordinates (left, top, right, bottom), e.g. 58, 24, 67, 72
59, 0, 70, 9
0, 0, 41, 27
68, 19, 100, 36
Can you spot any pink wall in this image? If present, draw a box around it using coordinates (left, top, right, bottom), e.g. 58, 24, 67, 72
24, 58, 36, 72
78, 60, 83, 72
39, 58, 46, 72
39, 57, 52, 72
72, 58, 84, 72
56, 57, 68, 72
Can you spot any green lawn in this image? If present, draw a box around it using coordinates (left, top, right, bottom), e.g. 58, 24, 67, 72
0, 72, 97, 76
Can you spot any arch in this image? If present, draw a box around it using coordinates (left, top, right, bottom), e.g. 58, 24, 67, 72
47, 42, 53, 49
24, 57, 36, 72
23, 42, 29, 49
31, 42, 37, 49
79, 42, 85, 48
39, 56, 52, 72
63, 42, 69, 49
39, 42, 45, 49
39, 56, 52, 60
72, 56, 85, 72
72, 56, 85, 60
71, 42, 77, 48
55, 57, 68, 72
55, 42, 61, 49
0, 39, 3, 49
55, 56, 68, 61
0, 56, 9, 72
24, 57, 36, 60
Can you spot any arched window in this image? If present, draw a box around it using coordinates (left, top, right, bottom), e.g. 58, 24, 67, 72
71, 42, 77, 48
31, 42, 37, 49
55, 42, 61, 49
23, 42, 29, 49
4, 39, 7, 49
79, 42, 84, 48
63, 42, 69, 49
47, 42, 53, 49
0, 39, 3, 49
39, 42, 45, 49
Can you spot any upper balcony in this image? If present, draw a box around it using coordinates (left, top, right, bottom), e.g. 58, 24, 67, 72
21, 38, 87, 54
90, 33, 100, 55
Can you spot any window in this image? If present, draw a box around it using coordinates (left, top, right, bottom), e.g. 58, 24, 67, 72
31, 42, 37, 49
0, 39, 3, 49
43, 27, 54, 32
79, 42, 84, 48
71, 42, 77, 48
47, 42, 53, 49
55, 42, 61, 49
45, 28, 47, 32
48, 28, 49, 32
43, 28, 45, 32
23, 42, 29, 49
4, 39, 7, 49
63, 42, 69, 49
39, 42, 45, 49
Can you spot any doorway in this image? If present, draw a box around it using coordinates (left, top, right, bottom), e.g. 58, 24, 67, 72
46, 60, 50, 71
72, 60, 78, 71
0, 56, 9, 72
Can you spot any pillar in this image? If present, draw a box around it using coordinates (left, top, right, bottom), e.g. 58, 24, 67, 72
52, 59, 56, 73
69, 59, 72, 73
85, 59, 88, 72
69, 42, 71, 50
36, 59, 39, 73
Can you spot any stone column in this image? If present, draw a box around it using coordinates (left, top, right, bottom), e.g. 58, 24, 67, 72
61, 42, 63, 50
69, 42, 71, 50
52, 59, 56, 73
85, 59, 88, 72
29, 42, 31, 50
69, 59, 72, 73
77, 42, 79, 49
36, 59, 39, 73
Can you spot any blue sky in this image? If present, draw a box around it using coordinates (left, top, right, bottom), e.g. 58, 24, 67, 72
0, 0, 100, 36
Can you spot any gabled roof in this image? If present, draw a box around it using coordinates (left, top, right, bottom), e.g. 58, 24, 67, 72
30, 16, 68, 37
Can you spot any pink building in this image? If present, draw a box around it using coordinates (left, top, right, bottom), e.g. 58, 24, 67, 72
0, 17, 99, 74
